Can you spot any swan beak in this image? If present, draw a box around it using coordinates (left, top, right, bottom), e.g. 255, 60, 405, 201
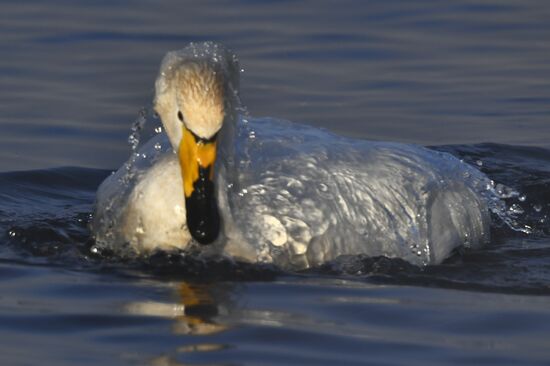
178, 127, 220, 245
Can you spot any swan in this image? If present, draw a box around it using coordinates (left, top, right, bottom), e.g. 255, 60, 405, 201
92, 42, 491, 269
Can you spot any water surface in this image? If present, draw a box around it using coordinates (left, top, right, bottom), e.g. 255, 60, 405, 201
1, 1, 550, 365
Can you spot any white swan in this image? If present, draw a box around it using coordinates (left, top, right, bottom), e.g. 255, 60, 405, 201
92, 42, 491, 269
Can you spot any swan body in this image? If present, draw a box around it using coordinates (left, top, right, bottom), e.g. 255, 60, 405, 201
92, 42, 491, 269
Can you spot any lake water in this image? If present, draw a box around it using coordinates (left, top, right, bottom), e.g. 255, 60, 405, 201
1, 0, 550, 365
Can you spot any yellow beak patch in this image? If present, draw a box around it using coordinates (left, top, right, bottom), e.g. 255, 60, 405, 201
178, 128, 217, 198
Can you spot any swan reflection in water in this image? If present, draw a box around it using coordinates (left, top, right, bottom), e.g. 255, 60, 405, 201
125, 282, 230, 336
123, 280, 230, 365
93, 41, 499, 269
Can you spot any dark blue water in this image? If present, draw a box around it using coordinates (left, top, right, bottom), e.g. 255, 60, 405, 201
2, 1, 550, 365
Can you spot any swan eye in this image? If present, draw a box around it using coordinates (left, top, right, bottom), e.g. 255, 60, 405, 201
177, 111, 184, 122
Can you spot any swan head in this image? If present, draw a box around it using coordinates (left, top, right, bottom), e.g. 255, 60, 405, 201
154, 45, 233, 245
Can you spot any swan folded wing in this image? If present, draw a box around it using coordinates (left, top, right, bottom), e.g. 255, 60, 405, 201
229, 122, 491, 268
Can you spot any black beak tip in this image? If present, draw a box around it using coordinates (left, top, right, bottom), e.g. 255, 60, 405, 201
186, 191, 221, 246
190, 223, 220, 245
186, 165, 220, 246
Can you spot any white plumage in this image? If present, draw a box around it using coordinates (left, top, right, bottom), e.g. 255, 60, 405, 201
92, 42, 491, 269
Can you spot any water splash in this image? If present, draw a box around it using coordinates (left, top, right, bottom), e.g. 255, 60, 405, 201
128, 107, 147, 151
435, 145, 550, 237
470, 175, 533, 235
